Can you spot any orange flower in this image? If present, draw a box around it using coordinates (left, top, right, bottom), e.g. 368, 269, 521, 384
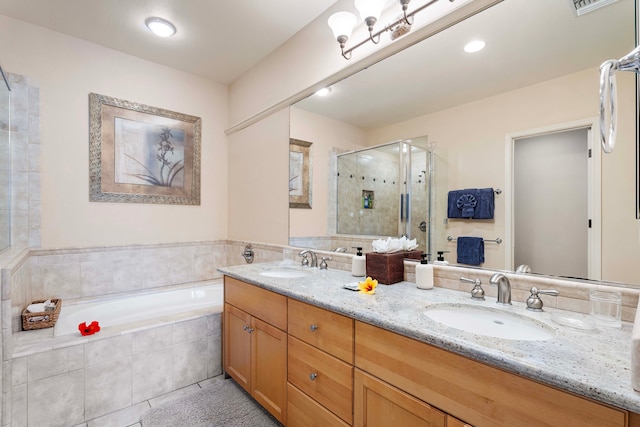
358, 277, 378, 295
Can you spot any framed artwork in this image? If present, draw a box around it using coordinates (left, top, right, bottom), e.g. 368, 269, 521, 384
289, 138, 312, 209
89, 93, 201, 205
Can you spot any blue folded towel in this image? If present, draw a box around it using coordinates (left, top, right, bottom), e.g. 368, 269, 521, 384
473, 188, 495, 219
447, 188, 495, 219
456, 237, 484, 266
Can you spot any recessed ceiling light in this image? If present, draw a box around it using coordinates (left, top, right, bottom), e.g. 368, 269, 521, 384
145, 17, 176, 38
464, 40, 486, 53
315, 87, 332, 97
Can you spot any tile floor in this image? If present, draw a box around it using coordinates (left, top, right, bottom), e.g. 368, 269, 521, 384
79, 375, 226, 427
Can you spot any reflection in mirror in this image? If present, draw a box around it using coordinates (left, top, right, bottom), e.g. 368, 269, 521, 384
334, 137, 447, 258
0, 65, 10, 252
289, 0, 639, 285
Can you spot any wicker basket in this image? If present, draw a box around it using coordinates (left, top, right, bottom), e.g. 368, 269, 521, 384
21, 299, 62, 331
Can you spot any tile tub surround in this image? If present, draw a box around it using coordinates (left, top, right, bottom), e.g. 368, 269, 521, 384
219, 261, 640, 414
11, 312, 221, 427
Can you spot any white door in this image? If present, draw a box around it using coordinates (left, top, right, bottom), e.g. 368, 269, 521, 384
513, 128, 590, 279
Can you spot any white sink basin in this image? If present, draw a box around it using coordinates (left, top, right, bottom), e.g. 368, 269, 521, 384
259, 268, 311, 279
424, 305, 554, 341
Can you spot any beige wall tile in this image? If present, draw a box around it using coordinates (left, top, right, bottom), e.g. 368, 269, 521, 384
132, 350, 172, 404
28, 370, 84, 427
172, 338, 208, 389
85, 358, 132, 421
85, 335, 132, 368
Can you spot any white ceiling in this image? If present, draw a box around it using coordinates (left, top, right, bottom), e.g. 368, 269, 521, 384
0, 0, 633, 127
0, 0, 339, 84
296, 0, 634, 129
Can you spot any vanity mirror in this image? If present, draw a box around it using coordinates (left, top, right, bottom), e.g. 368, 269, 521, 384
289, 0, 639, 285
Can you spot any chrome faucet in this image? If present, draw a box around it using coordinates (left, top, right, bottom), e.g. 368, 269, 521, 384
489, 273, 511, 305
298, 249, 318, 268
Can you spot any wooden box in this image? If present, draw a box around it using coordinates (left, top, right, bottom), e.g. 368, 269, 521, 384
365, 250, 421, 285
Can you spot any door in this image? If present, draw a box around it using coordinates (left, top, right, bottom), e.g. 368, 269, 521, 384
513, 128, 591, 278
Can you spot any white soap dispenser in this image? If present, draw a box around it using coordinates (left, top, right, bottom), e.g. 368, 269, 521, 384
416, 253, 434, 290
352, 247, 366, 277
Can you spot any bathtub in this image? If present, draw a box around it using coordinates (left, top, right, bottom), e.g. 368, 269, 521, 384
54, 280, 224, 337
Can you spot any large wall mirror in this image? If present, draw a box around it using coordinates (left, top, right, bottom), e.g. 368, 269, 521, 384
289, 0, 640, 286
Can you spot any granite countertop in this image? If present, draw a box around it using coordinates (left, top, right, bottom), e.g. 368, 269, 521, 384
219, 261, 640, 413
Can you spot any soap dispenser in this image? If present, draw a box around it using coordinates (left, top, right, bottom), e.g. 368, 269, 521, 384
416, 253, 434, 290
351, 247, 366, 277
433, 251, 449, 265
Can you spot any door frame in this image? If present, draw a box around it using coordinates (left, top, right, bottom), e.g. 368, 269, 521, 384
504, 117, 601, 280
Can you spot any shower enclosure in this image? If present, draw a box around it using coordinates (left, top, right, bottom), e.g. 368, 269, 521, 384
335, 137, 445, 257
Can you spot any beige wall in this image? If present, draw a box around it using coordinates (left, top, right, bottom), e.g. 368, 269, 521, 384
0, 16, 229, 248
289, 107, 367, 238
366, 68, 639, 285
227, 108, 289, 245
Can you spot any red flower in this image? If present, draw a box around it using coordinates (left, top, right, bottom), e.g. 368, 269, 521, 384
78, 321, 101, 336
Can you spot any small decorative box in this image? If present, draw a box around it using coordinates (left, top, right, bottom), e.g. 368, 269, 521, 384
365, 250, 421, 285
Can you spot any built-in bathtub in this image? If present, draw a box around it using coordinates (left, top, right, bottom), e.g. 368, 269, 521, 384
54, 282, 223, 337
10, 280, 224, 426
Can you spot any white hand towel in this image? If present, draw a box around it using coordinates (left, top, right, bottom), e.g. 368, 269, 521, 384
26, 303, 46, 313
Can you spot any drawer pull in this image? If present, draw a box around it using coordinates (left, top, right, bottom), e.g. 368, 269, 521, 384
309, 324, 319, 332
248, 327, 254, 334
309, 373, 318, 381
242, 325, 248, 331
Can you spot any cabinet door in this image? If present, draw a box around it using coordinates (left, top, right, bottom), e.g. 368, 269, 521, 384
251, 316, 287, 424
224, 303, 251, 393
354, 369, 446, 427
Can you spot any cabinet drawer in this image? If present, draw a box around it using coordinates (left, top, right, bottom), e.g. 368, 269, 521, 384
288, 335, 353, 424
288, 298, 354, 363
287, 382, 350, 427
224, 276, 287, 330
355, 321, 626, 427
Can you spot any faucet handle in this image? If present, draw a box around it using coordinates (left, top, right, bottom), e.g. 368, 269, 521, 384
460, 277, 485, 300
526, 287, 559, 311
299, 253, 309, 267
319, 256, 332, 270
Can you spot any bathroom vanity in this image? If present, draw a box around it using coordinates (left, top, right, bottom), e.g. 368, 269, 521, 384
220, 263, 640, 426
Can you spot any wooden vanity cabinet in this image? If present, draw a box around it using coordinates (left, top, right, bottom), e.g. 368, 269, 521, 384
287, 299, 355, 426
223, 277, 287, 424
354, 321, 626, 427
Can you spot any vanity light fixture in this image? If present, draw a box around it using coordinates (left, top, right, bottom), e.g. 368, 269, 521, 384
315, 87, 332, 96
145, 17, 177, 38
464, 40, 486, 53
328, 0, 446, 60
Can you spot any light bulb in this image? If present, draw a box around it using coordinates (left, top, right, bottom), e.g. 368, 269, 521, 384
464, 40, 486, 53
145, 17, 176, 38
355, 0, 386, 22
328, 11, 357, 41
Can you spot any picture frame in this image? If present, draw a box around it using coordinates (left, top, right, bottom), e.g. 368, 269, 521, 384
289, 138, 312, 209
89, 93, 201, 205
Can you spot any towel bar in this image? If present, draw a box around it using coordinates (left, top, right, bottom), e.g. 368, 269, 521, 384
447, 236, 502, 244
